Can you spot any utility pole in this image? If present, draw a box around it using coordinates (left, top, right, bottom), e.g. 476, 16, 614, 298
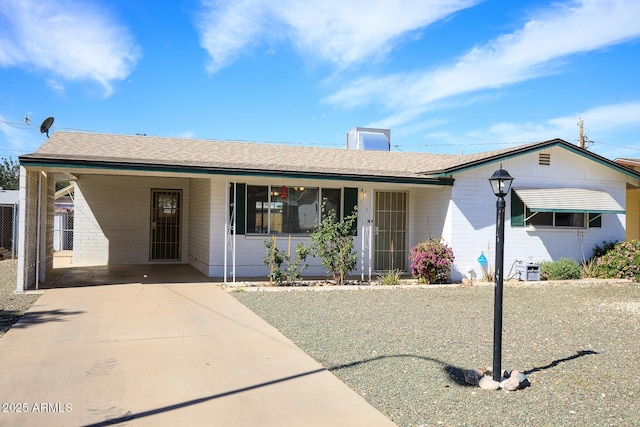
578, 118, 584, 148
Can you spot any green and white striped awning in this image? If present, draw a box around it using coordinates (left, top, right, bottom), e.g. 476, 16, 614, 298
513, 188, 625, 214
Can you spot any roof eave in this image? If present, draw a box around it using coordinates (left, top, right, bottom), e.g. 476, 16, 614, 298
19, 157, 454, 186
425, 139, 640, 181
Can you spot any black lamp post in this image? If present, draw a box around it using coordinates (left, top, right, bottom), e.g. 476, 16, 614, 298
488, 165, 514, 382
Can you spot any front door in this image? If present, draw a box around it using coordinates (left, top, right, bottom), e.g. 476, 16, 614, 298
150, 189, 182, 261
373, 191, 407, 271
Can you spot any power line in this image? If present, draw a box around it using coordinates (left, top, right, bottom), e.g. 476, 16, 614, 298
590, 140, 640, 152
0, 118, 32, 129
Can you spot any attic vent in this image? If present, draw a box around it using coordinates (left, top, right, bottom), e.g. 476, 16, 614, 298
539, 153, 551, 166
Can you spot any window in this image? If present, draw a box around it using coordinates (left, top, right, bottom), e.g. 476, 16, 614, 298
245, 185, 345, 234
525, 208, 585, 228
511, 190, 600, 229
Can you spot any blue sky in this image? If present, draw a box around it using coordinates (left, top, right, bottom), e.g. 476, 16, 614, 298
1, 0, 640, 162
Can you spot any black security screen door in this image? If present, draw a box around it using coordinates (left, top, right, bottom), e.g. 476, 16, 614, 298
374, 191, 407, 271
150, 189, 182, 261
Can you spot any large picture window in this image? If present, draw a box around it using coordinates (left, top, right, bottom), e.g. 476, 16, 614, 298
246, 185, 343, 234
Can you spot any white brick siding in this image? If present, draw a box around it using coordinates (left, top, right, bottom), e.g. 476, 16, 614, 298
188, 178, 212, 276
73, 175, 190, 266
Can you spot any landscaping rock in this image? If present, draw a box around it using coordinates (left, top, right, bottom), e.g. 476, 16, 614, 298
499, 369, 530, 391
501, 370, 521, 391
463, 369, 484, 385
478, 376, 501, 390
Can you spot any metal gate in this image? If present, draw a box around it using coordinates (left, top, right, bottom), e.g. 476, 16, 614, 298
0, 204, 18, 257
53, 208, 74, 251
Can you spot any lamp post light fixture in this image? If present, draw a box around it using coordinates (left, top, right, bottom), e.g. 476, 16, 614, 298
488, 164, 514, 383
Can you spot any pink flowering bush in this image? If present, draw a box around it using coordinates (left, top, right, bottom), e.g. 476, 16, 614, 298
594, 240, 640, 282
409, 238, 455, 284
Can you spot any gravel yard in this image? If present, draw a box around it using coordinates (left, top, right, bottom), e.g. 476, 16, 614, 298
0, 258, 41, 338
232, 281, 640, 426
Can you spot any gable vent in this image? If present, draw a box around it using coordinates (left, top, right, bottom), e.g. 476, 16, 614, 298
539, 153, 551, 166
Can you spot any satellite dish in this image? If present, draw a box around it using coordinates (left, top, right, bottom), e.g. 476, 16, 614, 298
40, 116, 54, 138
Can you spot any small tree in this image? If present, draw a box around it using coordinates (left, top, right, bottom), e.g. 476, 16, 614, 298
0, 157, 19, 190
310, 204, 358, 285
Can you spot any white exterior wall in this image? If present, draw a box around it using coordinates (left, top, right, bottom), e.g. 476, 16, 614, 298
408, 186, 451, 249
188, 178, 212, 276
73, 175, 190, 266
448, 147, 627, 281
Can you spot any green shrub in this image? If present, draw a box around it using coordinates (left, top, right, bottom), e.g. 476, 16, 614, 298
539, 258, 581, 280
409, 238, 455, 284
594, 240, 640, 282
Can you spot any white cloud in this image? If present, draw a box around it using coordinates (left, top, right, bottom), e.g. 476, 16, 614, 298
423, 101, 640, 158
325, 0, 640, 124
273, 0, 481, 65
481, 101, 640, 144
197, 0, 271, 74
196, 0, 480, 73
0, 0, 140, 97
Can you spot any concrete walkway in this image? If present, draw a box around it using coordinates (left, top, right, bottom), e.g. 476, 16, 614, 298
0, 269, 395, 426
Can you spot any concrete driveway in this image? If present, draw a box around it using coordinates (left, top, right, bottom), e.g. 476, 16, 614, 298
0, 267, 395, 426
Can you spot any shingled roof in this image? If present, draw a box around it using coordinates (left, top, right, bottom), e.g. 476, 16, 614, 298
20, 132, 640, 184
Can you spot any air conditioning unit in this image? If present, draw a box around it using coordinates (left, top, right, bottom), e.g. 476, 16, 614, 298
346, 127, 390, 151
515, 263, 540, 281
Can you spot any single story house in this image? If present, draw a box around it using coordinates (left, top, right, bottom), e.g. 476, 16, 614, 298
15, 131, 640, 291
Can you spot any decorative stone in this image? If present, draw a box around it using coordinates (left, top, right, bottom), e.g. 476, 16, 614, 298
501, 370, 521, 391
463, 369, 484, 385
498, 369, 530, 391
478, 376, 501, 390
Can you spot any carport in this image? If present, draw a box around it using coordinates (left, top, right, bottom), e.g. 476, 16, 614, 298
14, 164, 229, 293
